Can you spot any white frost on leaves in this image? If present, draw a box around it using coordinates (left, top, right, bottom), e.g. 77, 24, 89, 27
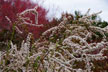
5, 6, 43, 34
1, 9, 108, 72
0, 33, 42, 71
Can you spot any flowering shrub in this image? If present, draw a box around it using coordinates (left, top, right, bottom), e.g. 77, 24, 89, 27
35, 10, 108, 72
0, 8, 108, 72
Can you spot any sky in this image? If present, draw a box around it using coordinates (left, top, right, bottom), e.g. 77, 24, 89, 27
32, 0, 108, 21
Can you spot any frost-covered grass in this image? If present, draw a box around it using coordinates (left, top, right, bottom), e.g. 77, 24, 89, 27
0, 8, 108, 72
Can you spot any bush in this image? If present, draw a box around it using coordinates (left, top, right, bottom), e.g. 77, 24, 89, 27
1, 9, 108, 72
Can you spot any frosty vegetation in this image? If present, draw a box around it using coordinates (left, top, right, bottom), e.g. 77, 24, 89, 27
0, 7, 108, 72
5, 6, 43, 34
